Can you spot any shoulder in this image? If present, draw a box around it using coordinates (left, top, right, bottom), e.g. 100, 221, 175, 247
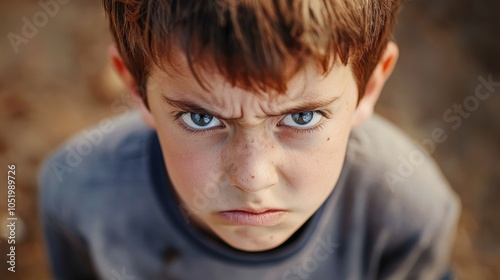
38, 111, 156, 226
39, 111, 153, 182
343, 115, 460, 239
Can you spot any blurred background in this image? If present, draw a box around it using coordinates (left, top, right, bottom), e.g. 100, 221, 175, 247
0, 0, 499, 279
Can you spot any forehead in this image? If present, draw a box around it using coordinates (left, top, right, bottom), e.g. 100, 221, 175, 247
148, 54, 352, 102
146, 50, 355, 121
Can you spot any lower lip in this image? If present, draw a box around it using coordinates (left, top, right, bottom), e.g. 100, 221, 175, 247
218, 210, 287, 226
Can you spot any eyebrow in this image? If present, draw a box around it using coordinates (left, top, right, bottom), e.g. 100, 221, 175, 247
160, 93, 342, 120
161, 95, 227, 119
266, 95, 342, 117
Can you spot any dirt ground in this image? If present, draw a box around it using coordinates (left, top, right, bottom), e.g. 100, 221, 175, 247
0, 0, 499, 279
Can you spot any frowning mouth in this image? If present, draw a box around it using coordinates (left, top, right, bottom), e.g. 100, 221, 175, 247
217, 209, 287, 226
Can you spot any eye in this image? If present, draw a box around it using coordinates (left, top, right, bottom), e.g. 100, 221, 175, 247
280, 111, 323, 128
181, 113, 223, 130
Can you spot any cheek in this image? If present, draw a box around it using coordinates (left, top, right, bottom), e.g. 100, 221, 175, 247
283, 116, 352, 201
151, 108, 223, 199
157, 132, 222, 208
294, 141, 345, 191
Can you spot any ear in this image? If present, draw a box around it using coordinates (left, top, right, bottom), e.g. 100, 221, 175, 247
108, 45, 156, 129
352, 41, 399, 128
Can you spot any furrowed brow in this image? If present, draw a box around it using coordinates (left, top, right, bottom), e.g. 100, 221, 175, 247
161, 92, 342, 120
160, 95, 226, 119
267, 95, 342, 117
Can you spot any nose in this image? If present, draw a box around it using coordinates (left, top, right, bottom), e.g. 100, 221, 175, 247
224, 132, 279, 193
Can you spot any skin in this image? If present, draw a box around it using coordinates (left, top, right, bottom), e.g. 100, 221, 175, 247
110, 42, 398, 252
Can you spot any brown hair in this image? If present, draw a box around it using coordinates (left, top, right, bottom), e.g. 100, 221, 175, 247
103, 0, 402, 105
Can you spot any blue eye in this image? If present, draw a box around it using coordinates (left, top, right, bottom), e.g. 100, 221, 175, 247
281, 112, 322, 128
181, 113, 223, 130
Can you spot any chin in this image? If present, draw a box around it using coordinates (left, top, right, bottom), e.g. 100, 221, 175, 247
228, 239, 287, 252
218, 228, 293, 252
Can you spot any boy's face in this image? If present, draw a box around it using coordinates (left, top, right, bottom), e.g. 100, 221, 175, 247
145, 57, 359, 252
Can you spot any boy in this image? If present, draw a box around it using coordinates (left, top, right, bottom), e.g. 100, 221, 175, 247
39, 0, 460, 279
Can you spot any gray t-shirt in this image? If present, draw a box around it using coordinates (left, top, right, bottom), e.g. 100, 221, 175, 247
39, 112, 460, 280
